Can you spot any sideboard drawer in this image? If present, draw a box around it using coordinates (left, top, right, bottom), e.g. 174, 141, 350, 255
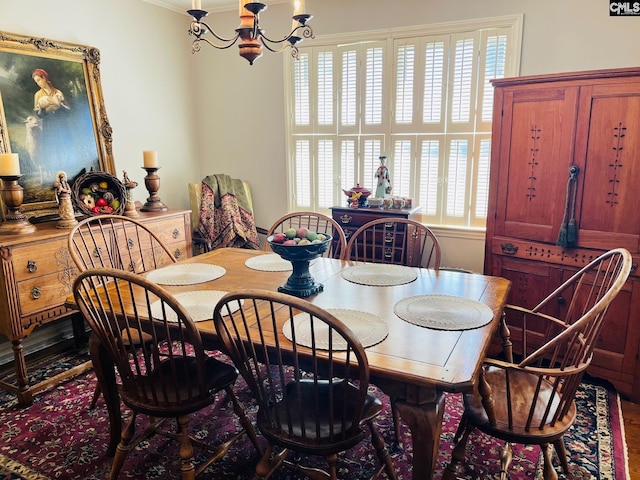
17, 271, 72, 317
11, 239, 74, 283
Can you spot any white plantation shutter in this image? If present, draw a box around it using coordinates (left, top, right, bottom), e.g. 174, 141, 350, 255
317, 139, 335, 209
285, 16, 521, 223
423, 40, 445, 125
294, 139, 311, 208
364, 46, 384, 126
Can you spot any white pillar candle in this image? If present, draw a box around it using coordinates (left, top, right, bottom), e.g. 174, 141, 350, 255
0, 153, 20, 176
143, 150, 158, 168
293, 0, 305, 15
192, 0, 202, 9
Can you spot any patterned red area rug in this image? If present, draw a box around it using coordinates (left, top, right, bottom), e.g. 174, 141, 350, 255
0, 352, 630, 479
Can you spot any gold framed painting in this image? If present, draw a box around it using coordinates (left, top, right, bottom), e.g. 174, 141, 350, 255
0, 31, 114, 217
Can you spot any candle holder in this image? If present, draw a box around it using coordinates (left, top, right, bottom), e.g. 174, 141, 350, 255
140, 167, 168, 212
0, 175, 36, 235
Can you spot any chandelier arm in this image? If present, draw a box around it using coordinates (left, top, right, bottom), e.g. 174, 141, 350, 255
190, 20, 242, 46
258, 25, 314, 48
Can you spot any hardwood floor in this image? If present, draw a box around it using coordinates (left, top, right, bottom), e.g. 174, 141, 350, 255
622, 399, 640, 479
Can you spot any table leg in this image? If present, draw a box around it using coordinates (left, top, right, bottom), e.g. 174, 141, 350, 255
89, 333, 121, 456
394, 389, 446, 480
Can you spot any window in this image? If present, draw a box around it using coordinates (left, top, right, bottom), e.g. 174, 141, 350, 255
284, 16, 522, 228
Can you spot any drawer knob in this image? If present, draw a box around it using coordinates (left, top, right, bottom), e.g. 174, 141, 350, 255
174, 248, 181, 258
384, 232, 393, 243
384, 247, 393, 259
27, 260, 37, 273
172, 229, 180, 239
127, 238, 135, 248
339, 214, 352, 225
501, 243, 518, 255
31, 286, 41, 300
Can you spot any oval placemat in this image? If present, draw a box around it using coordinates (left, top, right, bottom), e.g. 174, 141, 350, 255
245, 254, 293, 272
150, 290, 242, 322
145, 263, 225, 286
283, 308, 389, 350
394, 294, 494, 330
341, 264, 418, 286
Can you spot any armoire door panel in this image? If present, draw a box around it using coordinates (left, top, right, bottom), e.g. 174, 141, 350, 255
495, 87, 579, 242
574, 86, 640, 252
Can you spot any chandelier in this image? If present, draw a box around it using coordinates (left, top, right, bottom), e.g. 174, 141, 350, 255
187, 0, 314, 65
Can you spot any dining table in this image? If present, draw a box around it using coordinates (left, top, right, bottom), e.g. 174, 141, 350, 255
71, 247, 511, 480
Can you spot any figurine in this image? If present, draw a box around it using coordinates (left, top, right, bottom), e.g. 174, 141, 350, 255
375, 155, 392, 198
122, 170, 139, 217
54, 171, 78, 228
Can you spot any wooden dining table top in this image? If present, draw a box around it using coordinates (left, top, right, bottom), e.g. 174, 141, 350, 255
153, 247, 511, 394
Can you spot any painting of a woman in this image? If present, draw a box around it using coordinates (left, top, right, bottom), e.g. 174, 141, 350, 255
30, 68, 72, 180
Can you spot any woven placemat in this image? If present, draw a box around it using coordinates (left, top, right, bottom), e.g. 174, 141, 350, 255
394, 294, 494, 330
150, 290, 242, 323
341, 264, 418, 286
145, 263, 226, 286
245, 254, 292, 272
283, 309, 389, 350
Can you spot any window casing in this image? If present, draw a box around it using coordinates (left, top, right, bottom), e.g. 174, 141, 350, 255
284, 16, 522, 228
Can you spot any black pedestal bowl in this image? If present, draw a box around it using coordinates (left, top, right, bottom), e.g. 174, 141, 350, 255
267, 234, 332, 297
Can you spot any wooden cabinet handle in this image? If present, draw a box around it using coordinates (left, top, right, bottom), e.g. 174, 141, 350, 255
501, 243, 518, 255
172, 229, 180, 239
27, 260, 37, 273
31, 286, 41, 300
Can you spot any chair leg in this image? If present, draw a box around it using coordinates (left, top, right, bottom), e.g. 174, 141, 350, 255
367, 420, 398, 480
390, 398, 402, 450
110, 412, 137, 480
442, 419, 474, 480
90, 382, 101, 409
499, 442, 512, 480
255, 445, 288, 480
552, 437, 570, 474
226, 386, 263, 455
541, 443, 559, 480
177, 415, 196, 480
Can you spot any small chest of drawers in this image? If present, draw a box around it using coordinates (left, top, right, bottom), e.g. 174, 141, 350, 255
331, 205, 421, 242
0, 209, 192, 406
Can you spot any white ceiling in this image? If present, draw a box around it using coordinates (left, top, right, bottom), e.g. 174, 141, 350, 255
142, 0, 290, 15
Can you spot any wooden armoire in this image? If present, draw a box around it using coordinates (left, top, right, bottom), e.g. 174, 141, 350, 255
484, 67, 640, 401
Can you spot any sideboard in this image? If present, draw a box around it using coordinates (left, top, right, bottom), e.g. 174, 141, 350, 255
0, 209, 192, 406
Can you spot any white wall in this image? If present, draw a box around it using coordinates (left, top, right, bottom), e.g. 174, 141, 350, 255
1, 0, 197, 210
191, 0, 640, 272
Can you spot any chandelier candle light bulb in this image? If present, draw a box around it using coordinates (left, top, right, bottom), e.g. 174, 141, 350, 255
0, 153, 20, 176
192, 0, 201, 10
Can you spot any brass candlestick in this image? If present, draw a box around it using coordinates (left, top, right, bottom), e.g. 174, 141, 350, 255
140, 167, 168, 212
0, 175, 36, 235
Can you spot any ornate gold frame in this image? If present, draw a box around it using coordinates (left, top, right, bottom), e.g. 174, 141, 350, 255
0, 31, 114, 218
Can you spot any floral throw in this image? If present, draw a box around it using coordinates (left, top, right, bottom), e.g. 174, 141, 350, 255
198, 174, 259, 250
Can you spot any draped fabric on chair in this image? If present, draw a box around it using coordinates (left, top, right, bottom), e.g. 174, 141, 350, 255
198, 174, 260, 250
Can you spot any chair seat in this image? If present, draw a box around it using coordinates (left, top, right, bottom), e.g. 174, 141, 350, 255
123, 356, 239, 417
261, 379, 381, 455
463, 366, 576, 444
